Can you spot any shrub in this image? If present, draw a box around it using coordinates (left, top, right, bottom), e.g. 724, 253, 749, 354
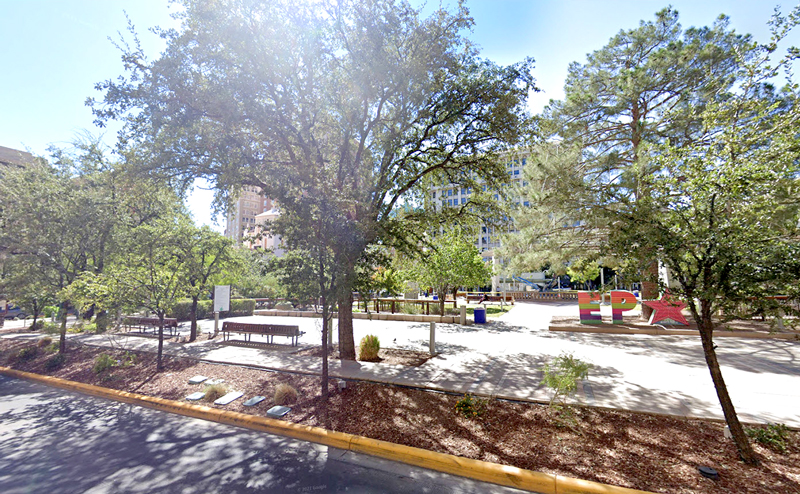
93, 353, 116, 374
44, 353, 66, 371
273, 383, 298, 405
400, 303, 422, 315
204, 383, 228, 402
29, 320, 44, 330
37, 337, 53, 348
45, 343, 59, 353
358, 335, 380, 361
455, 393, 488, 419
746, 423, 791, 453
542, 353, 591, 409
42, 322, 61, 335
17, 347, 38, 361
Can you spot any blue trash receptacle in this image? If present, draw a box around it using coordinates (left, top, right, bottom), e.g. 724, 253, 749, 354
432, 295, 438, 301
473, 307, 487, 324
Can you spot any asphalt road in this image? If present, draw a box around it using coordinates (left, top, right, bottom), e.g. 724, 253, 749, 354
0, 375, 531, 494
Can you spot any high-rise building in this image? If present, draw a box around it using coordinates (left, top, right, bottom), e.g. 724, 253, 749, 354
429, 149, 544, 292
224, 186, 274, 243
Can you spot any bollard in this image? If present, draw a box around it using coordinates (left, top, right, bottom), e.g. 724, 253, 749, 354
213, 311, 219, 338
459, 305, 466, 325
429, 321, 436, 355
327, 317, 334, 347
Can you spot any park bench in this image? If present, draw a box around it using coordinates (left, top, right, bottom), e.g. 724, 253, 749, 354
221, 321, 302, 346
123, 316, 179, 336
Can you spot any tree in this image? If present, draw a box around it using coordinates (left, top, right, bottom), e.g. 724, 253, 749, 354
177, 222, 239, 342
107, 218, 191, 370
565, 258, 600, 289
503, 8, 751, 316
407, 228, 491, 315
90, 0, 535, 360
602, 9, 800, 465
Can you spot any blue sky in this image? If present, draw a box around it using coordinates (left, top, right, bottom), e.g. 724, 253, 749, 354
2, 1, 798, 231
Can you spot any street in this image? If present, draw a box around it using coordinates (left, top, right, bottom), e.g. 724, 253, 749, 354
0, 375, 531, 494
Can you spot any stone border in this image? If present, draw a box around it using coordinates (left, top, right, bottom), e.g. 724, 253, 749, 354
254, 309, 462, 324
0, 366, 654, 494
548, 324, 800, 340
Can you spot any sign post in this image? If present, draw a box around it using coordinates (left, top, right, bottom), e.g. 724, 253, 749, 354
213, 285, 231, 338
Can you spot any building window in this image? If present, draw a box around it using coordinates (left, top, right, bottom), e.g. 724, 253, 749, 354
448, 189, 453, 196
461, 198, 466, 204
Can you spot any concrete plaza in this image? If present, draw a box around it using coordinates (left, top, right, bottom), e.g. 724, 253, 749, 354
55, 300, 800, 429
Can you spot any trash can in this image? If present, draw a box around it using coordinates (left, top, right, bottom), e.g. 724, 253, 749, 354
432, 295, 438, 301
473, 307, 487, 324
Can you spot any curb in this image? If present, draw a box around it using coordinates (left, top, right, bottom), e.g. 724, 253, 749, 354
0, 366, 655, 494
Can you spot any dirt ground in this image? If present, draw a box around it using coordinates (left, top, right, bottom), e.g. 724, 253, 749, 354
1, 337, 798, 494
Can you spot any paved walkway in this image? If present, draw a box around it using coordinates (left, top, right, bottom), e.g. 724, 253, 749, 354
9, 301, 799, 428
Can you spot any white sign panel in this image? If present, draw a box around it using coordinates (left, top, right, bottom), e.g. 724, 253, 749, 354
213, 285, 231, 312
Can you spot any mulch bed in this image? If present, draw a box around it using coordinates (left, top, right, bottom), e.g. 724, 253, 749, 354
1, 336, 798, 494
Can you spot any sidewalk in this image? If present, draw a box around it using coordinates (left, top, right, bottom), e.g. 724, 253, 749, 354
57, 302, 800, 429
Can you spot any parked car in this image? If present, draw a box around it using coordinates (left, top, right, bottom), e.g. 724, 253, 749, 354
1, 305, 27, 319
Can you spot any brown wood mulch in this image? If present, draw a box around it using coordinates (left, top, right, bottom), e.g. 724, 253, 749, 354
1, 337, 798, 494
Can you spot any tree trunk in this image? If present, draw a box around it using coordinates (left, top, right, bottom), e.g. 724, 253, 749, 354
697, 302, 759, 465
338, 291, 356, 360
157, 314, 165, 371
641, 262, 659, 320
321, 305, 329, 402
189, 296, 199, 342
58, 302, 68, 354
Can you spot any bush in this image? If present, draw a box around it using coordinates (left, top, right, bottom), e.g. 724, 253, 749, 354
400, 303, 422, 315
41, 322, 61, 334
45, 343, 59, 353
542, 353, 591, 409
168, 298, 255, 320
746, 423, 791, 453
274, 383, 298, 405
455, 393, 488, 418
17, 347, 38, 361
37, 337, 53, 348
44, 353, 66, 371
93, 353, 116, 374
358, 335, 380, 361
204, 383, 228, 402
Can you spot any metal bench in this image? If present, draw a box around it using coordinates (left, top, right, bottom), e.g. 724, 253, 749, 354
221, 321, 302, 346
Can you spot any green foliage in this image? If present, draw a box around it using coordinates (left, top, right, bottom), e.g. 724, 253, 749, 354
37, 337, 53, 348
454, 393, 488, 419
542, 353, 591, 408
17, 347, 38, 362
358, 335, 381, 361
406, 228, 491, 314
93, 353, 116, 374
400, 303, 422, 315
90, 0, 535, 363
566, 258, 600, 285
44, 353, 66, 371
746, 423, 791, 453
273, 383, 299, 406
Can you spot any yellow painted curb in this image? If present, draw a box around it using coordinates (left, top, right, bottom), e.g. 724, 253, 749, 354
0, 366, 655, 494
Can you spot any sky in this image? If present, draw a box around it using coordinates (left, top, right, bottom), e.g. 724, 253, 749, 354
2, 1, 798, 231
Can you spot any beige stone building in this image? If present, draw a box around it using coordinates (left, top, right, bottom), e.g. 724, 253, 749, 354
223, 186, 274, 243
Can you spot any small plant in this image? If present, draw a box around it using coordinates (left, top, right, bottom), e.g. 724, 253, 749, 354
542, 353, 591, 409
17, 346, 38, 361
273, 383, 299, 405
746, 423, 791, 453
37, 337, 53, 348
454, 393, 488, 418
44, 353, 66, 371
41, 322, 60, 334
45, 343, 59, 353
358, 335, 380, 361
93, 353, 116, 374
400, 303, 422, 315
204, 383, 228, 402
119, 351, 138, 367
